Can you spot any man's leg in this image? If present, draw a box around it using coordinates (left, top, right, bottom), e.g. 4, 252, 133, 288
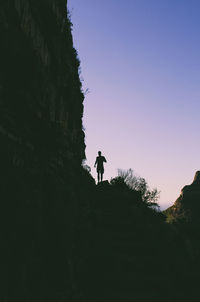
101, 172, 103, 182
97, 171, 100, 183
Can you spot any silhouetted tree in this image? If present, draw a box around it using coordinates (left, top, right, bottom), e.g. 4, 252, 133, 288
114, 169, 160, 208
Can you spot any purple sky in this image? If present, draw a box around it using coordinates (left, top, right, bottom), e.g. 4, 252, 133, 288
69, 0, 200, 209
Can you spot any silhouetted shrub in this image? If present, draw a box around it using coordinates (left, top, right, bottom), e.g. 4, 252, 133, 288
113, 169, 160, 209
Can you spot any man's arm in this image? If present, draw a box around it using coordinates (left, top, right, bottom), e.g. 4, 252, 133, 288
94, 158, 97, 167
104, 157, 107, 163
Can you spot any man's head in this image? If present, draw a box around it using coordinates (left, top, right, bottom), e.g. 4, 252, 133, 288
98, 151, 101, 156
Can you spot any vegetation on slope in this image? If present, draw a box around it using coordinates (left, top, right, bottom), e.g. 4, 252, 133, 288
2, 1, 200, 301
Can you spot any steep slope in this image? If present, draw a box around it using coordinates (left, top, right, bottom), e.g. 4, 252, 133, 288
2, 2, 200, 302
165, 171, 200, 224
0, 1, 86, 301
163, 172, 200, 301
0, 0, 85, 166
75, 181, 191, 302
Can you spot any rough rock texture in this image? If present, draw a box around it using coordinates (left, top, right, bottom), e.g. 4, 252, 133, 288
0, 1, 86, 301
3, 2, 199, 302
165, 171, 200, 223
0, 0, 85, 167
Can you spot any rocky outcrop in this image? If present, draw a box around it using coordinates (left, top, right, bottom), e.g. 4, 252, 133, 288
0, 1, 87, 301
0, 0, 85, 169
165, 171, 200, 223
3, 2, 198, 302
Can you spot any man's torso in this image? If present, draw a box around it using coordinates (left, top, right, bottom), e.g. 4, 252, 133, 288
96, 156, 105, 169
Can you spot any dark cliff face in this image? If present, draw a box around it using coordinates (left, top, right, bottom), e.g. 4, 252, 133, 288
165, 171, 200, 224
3, 2, 199, 302
0, 1, 87, 301
0, 0, 85, 168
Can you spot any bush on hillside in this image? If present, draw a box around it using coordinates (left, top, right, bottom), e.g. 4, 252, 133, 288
111, 169, 160, 209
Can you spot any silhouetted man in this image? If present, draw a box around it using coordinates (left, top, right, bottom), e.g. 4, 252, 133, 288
94, 151, 107, 183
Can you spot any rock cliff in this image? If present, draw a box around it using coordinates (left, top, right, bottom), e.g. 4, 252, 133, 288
165, 171, 200, 224
0, 0, 85, 169
0, 1, 86, 301
2, 2, 200, 302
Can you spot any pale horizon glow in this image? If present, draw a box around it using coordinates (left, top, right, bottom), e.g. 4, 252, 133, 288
69, 0, 200, 209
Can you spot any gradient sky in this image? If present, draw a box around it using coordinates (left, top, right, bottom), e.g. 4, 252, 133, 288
68, 0, 200, 209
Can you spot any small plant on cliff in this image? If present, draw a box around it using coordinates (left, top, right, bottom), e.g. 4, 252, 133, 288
113, 169, 160, 209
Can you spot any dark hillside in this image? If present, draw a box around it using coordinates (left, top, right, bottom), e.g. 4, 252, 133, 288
1, 1, 200, 302
164, 171, 200, 301
165, 171, 200, 225
0, 1, 86, 301
75, 180, 192, 302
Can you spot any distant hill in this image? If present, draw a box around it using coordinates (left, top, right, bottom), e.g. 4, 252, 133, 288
164, 171, 200, 224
